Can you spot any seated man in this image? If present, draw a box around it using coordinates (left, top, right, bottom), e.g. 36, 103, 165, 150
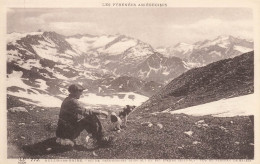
56, 84, 112, 147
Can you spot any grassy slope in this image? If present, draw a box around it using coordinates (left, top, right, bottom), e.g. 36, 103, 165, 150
7, 96, 254, 159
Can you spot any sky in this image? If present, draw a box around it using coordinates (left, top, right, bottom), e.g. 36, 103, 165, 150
7, 8, 253, 47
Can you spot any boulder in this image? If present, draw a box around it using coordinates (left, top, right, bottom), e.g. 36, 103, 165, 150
157, 123, 163, 129
45, 122, 57, 131
141, 122, 153, 127
56, 138, 74, 147
8, 107, 28, 113
184, 131, 193, 136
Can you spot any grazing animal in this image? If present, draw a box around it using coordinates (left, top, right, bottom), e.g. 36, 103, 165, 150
119, 105, 136, 127
110, 112, 122, 131
110, 105, 136, 131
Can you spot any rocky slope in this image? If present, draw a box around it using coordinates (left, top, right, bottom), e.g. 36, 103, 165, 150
138, 51, 254, 113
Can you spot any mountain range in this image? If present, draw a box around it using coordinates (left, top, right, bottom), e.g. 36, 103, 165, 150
6, 31, 253, 107
157, 35, 253, 68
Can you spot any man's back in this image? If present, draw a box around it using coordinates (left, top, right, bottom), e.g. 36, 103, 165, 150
59, 96, 81, 125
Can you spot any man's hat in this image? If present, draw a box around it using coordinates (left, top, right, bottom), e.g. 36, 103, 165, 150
111, 112, 117, 116
68, 84, 85, 93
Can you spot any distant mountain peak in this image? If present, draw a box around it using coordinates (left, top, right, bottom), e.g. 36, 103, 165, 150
174, 42, 192, 47
67, 33, 97, 38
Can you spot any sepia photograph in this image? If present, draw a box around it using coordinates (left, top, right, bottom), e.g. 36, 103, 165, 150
2, 0, 259, 162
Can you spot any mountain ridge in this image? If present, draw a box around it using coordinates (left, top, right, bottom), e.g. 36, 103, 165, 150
138, 51, 254, 114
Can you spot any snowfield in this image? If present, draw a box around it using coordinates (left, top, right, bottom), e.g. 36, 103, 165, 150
234, 45, 253, 53
7, 71, 148, 108
169, 94, 256, 117
7, 32, 43, 43
101, 39, 137, 55
79, 92, 148, 107
66, 35, 117, 53
7, 71, 63, 107
174, 42, 194, 54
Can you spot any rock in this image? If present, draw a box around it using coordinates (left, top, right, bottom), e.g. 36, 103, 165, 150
85, 136, 90, 143
93, 151, 98, 156
195, 120, 209, 128
144, 108, 150, 111
249, 143, 254, 146
29, 106, 35, 110
56, 138, 61, 144
116, 130, 121, 133
197, 120, 205, 123
220, 126, 229, 132
41, 109, 45, 111
46, 148, 52, 151
230, 121, 234, 124
8, 107, 28, 113
142, 122, 153, 127
45, 122, 57, 131
192, 141, 201, 145
148, 123, 153, 127
235, 142, 240, 145
141, 122, 151, 126
18, 123, 25, 125
184, 131, 193, 136
163, 108, 172, 113
56, 138, 74, 146
157, 123, 163, 129
141, 122, 152, 126
20, 136, 25, 139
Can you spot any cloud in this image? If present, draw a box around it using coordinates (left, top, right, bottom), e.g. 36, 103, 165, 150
170, 18, 253, 39
8, 9, 253, 47
156, 18, 253, 46
22, 13, 103, 36
24, 17, 46, 25
47, 22, 102, 35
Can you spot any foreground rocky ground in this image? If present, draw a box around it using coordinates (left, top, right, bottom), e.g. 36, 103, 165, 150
7, 96, 254, 159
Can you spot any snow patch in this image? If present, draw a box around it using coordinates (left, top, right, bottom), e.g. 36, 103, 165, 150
209, 51, 222, 57
233, 46, 252, 53
35, 79, 49, 91
103, 40, 137, 55
7, 71, 31, 89
7, 71, 62, 107
32, 45, 73, 65
170, 94, 255, 117
174, 42, 194, 54
8, 89, 62, 107
7, 32, 43, 43
66, 35, 116, 54
79, 92, 148, 107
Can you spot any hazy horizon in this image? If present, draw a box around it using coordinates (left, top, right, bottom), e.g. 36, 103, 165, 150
7, 8, 253, 47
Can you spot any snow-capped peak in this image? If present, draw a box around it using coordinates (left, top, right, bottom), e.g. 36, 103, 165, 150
199, 35, 233, 49
174, 42, 195, 52
7, 31, 44, 43
174, 42, 193, 47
